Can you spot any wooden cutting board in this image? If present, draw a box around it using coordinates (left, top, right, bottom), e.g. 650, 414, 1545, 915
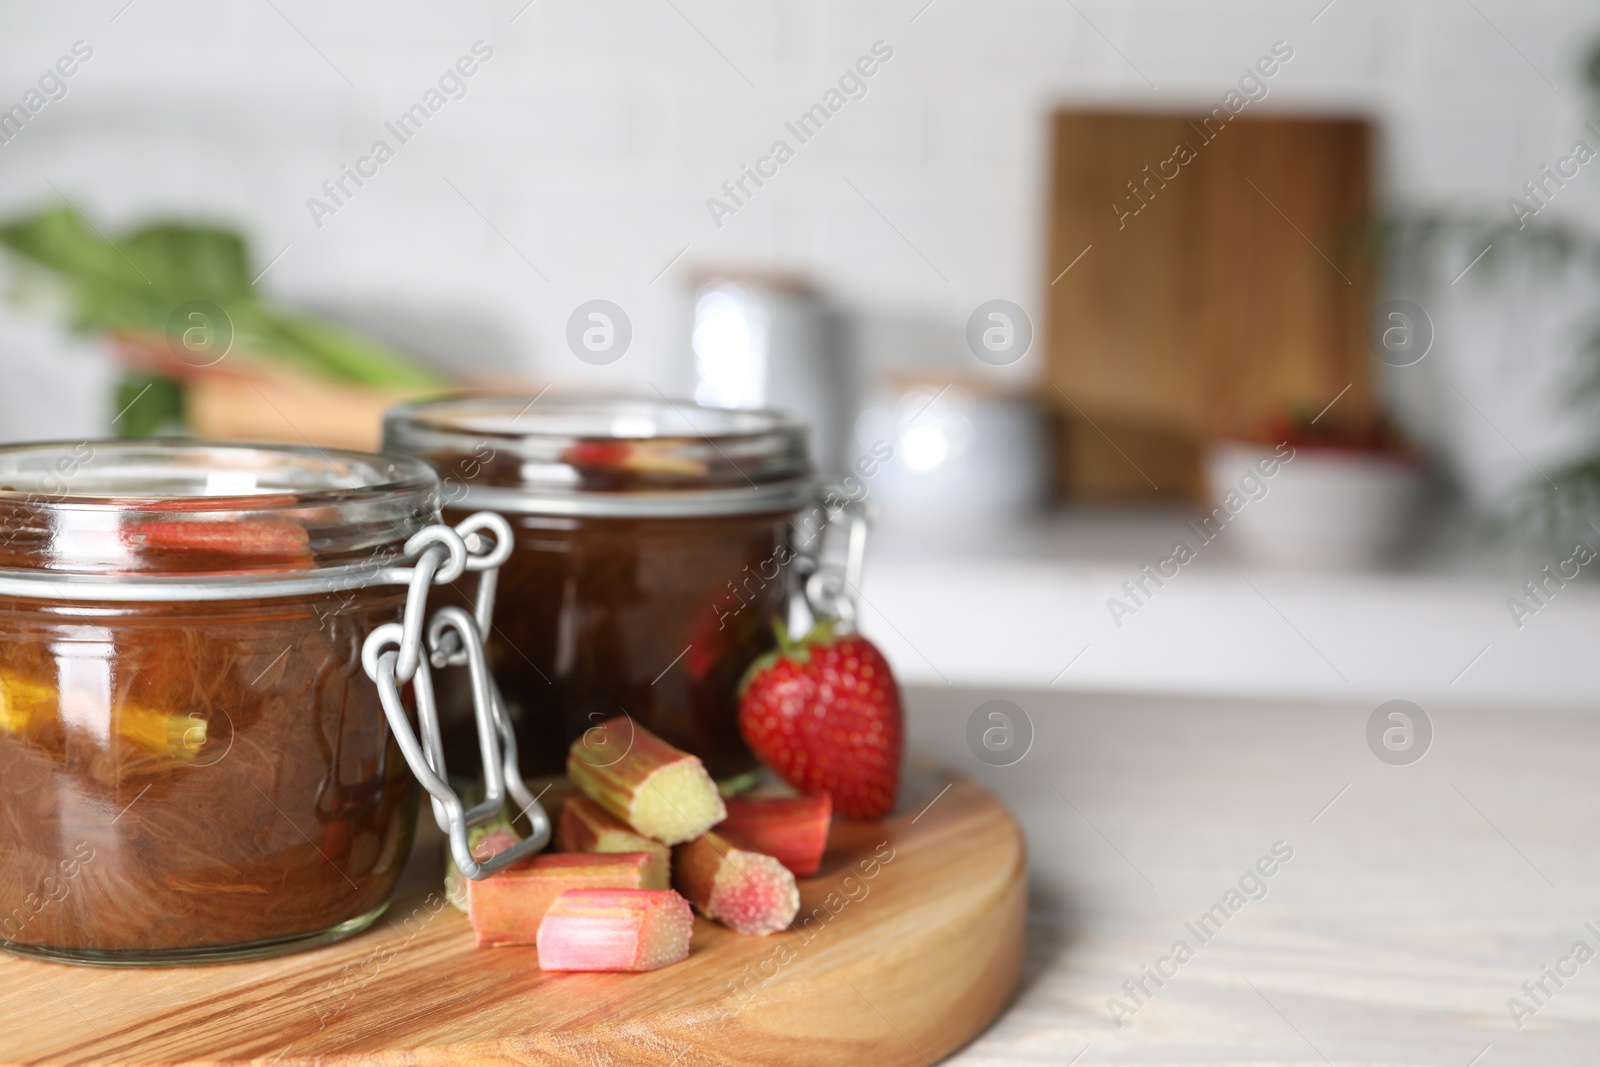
0, 765, 1025, 1067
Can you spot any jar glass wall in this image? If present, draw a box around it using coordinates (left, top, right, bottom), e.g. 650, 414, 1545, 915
0, 441, 438, 964
384, 396, 813, 783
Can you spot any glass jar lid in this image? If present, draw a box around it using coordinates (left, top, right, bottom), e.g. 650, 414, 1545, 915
0, 440, 439, 594
384, 395, 814, 518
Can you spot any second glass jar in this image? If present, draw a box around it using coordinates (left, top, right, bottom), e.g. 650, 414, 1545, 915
384, 396, 813, 782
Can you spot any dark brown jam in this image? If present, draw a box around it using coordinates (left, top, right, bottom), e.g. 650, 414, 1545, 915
0, 594, 415, 957
0, 442, 438, 963
385, 397, 813, 782
449, 509, 790, 780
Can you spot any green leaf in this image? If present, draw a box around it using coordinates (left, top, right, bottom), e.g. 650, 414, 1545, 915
0, 203, 448, 395
112, 373, 186, 439
264, 311, 444, 388
119, 223, 253, 298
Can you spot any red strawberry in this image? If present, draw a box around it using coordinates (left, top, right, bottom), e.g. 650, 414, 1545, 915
737, 620, 903, 821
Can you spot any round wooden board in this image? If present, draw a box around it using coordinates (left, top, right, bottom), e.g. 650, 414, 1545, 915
0, 764, 1026, 1067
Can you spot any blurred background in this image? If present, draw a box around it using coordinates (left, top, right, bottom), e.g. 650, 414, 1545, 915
3, 1, 1599, 712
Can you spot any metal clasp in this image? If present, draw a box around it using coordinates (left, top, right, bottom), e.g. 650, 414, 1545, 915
361, 512, 550, 880
796, 483, 873, 629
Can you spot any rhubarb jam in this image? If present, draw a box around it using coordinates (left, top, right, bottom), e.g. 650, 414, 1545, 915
384, 396, 813, 783
0, 442, 438, 964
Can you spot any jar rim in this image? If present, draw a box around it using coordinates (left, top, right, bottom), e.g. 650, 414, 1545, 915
0, 439, 437, 509
384, 394, 815, 517
386, 394, 807, 445
0, 440, 442, 583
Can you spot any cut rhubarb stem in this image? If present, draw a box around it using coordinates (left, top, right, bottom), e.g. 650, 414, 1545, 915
445, 824, 522, 913
718, 795, 832, 877
536, 888, 694, 972
556, 794, 671, 889
127, 518, 313, 563
673, 829, 799, 936
567, 716, 726, 845
1, 670, 215, 762
468, 851, 658, 947
560, 441, 710, 479
0, 672, 44, 735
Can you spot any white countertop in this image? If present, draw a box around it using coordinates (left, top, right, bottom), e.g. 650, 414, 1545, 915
904, 688, 1600, 1065
859, 509, 1600, 711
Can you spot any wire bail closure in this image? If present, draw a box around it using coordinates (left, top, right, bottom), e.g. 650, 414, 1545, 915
361, 511, 550, 881
797, 483, 873, 630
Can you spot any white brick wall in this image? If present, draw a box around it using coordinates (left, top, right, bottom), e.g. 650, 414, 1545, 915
0, 0, 1595, 489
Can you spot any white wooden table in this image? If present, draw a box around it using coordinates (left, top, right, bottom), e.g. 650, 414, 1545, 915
907, 688, 1600, 1066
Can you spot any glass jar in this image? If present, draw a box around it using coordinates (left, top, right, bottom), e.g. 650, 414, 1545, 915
383, 396, 814, 783
0, 440, 498, 965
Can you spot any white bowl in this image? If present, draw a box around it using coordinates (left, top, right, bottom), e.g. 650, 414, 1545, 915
1204, 441, 1422, 570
